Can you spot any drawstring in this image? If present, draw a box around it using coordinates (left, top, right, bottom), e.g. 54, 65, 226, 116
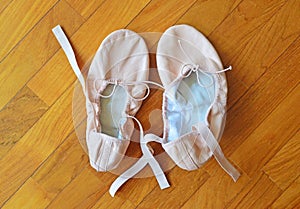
178, 40, 232, 88
94, 79, 164, 101
109, 115, 170, 197
180, 64, 232, 88
95, 80, 118, 98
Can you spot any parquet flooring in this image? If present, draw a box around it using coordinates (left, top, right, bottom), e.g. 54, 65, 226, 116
0, 0, 299, 208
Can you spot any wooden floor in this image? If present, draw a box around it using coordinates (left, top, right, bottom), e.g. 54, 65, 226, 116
0, 0, 299, 208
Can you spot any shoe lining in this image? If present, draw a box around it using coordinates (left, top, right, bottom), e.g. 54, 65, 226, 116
165, 72, 215, 142
99, 85, 127, 139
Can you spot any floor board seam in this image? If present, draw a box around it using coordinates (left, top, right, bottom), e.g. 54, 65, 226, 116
0, 0, 14, 14
0, 0, 61, 63
124, 0, 153, 29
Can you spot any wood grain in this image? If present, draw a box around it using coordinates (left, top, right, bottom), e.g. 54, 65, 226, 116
46, 167, 107, 209
31, 131, 89, 198
127, 0, 197, 32
270, 176, 300, 209
0, 87, 48, 159
27, 50, 78, 106
0, 0, 13, 13
230, 83, 299, 177
263, 131, 300, 190
0, 86, 74, 206
220, 36, 300, 157
209, 0, 299, 86
2, 178, 52, 209
64, 0, 106, 19
181, 166, 250, 209
0, 0, 84, 109
226, 172, 282, 209
1, 0, 299, 208
177, 0, 242, 35
0, 0, 59, 59
92, 193, 135, 209
136, 168, 209, 209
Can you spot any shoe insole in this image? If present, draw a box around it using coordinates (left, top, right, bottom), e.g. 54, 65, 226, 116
165, 72, 215, 142
99, 85, 127, 139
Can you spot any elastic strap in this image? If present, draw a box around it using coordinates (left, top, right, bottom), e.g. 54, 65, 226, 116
52, 25, 86, 93
109, 117, 170, 197
109, 155, 169, 197
193, 122, 240, 182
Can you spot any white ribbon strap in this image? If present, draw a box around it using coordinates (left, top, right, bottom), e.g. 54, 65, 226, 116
52, 25, 86, 93
109, 117, 170, 197
109, 156, 147, 197
192, 122, 240, 182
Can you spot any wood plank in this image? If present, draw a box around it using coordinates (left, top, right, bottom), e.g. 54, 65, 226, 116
127, 0, 197, 32
226, 172, 282, 209
1, 130, 88, 209
0, 0, 12, 13
181, 167, 250, 209
226, 73, 248, 109
46, 167, 107, 209
0, 87, 48, 159
230, 84, 299, 177
27, 0, 151, 106
0, 0, 84, 109
136, 168, 209, 209
219, 36, 300, 158
64, 0, 106, 19
209, 0, 300, 86
177, 0, 242, 35
270, 176, 300, 209
0, 86, 74, 206
91, 193, 135, 209
27, 50, 78, 106
263, 131, 300, 190
0, 0, 59, 59
32, 131, 89, 198
1, 178, 51, 209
